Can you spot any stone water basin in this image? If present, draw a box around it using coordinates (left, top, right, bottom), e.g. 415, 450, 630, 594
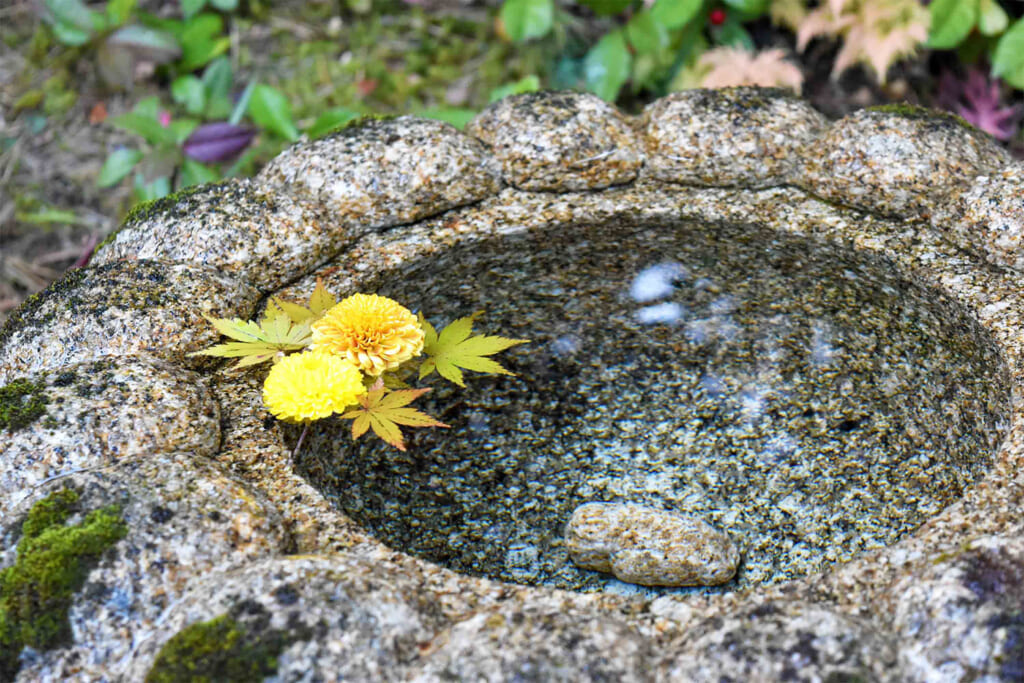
3, 88, 1024, 680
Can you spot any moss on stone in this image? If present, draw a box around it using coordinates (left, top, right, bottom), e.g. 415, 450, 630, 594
866, 103, 976, 131
145, 611, 299, 683
0, 377, 48, 432
0, 268, 87, 349
0, 488, 128, 679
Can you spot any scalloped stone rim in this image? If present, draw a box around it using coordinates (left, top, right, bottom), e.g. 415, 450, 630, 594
3, 88, 1024, 681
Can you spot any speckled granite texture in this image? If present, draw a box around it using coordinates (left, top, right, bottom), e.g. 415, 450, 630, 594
642, 87, 826, 188
3, 88, 1024, 681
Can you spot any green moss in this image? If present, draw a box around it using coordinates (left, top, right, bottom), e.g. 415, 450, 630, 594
867, 103, 976, 131
0, 489, 128, 680
145, 611, 300, 683
0, 377, 48, 432
95, 180, 261, 258
0, 267, 87, 349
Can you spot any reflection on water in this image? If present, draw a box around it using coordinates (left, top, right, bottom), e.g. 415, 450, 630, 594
297, 219, 1010, 595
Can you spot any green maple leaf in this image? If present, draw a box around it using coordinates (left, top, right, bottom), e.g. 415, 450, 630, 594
340, 383, 448, 451
418, 312, 529, 388
189, 311, 312, 369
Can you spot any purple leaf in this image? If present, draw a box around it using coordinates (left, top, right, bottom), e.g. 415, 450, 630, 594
937, 68, 1021, 142
182, 122, 256, 163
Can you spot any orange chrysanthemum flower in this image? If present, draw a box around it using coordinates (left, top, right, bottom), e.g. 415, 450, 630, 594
310, 294, 425, 375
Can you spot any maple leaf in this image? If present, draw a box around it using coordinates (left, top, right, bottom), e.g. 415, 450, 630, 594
266, 278, 338, 324
340, 382, 448, 451
796, 0, 928, 83
417, 312, 529, 388
189, 311, 312, 369
696, 47, 804, 92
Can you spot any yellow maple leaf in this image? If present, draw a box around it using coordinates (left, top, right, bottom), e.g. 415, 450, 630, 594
340, 381, 448, 451
189, 311, 312, 369
417, 312, 529, 388
266, 277, 338, 324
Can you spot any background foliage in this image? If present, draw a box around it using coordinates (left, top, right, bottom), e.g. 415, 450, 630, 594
0, 0, 1022, 323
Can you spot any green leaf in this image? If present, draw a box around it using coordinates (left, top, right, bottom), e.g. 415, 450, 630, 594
178, 13, 229, 70
172, 75, 206, 115
105, 0, 137, 25
97, 149, 143, 188
51, 21, 93, 45
133, 172, 171, 202
583, 29, 632, 102
722, 0, 768, 16
45, 0, 101, 31
109, 112, 177, 145
488, 75, 541, 103
928, 0, 979, 48
418, 312, 529, 388
306, 108, 361, 139
15, 208, 85, 225
210, 0, 238, 10
201, 56, 233, 100
341, 384, 448, 451
578, 0, 633, 16
416, 108, 477, 129
650, 0, 702, 29
993, 19, 1024, 88
179, 158, 219, 188
134, 95, 161, 118
181, 0, 207, 19
248, 84, 299, 141
168, 118, 199, 144
625, 10, 670, 56
229, 80, 254, 126
714, 15, 754, 50
501, 0, 554, 42
106, 24, 181, 63
978, 0, 1008, 36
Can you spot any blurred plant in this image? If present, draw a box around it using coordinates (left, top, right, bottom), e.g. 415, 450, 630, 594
781, 0, 930, 83
937, 68, 1021, 141
499, 0, 786, 102
96, 67, 267, 201
680, 47, 804, 91
37, 0, 181, 89
927, 0, 1024, 90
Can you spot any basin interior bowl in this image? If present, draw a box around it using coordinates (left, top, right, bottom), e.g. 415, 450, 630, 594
296, 217, 1009, 594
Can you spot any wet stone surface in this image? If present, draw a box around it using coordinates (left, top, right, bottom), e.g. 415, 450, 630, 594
296, 217, 1009, 594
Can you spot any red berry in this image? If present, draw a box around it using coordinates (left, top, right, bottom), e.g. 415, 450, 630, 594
709, 8, 726, 25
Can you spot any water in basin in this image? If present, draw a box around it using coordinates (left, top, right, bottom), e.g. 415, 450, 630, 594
296, 218, 1009, 594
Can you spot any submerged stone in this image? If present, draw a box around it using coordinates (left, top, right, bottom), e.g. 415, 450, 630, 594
564, 502, 739, 587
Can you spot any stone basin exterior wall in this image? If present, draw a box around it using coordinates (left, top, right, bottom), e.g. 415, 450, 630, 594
2, 88, 1024, 681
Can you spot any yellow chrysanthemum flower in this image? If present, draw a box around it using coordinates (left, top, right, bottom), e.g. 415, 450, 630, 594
262, 351, 366, 423
310, 293, 425, 375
